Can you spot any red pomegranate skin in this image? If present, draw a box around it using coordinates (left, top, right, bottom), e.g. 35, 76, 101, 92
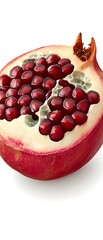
0, 115, 103, 180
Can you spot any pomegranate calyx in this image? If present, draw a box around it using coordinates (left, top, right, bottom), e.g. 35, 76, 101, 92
73, 33, 96, 62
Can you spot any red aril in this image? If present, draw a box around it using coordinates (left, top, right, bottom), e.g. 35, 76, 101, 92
31, 88, 45, 102
5, 96, 17, 107
47, 110, 63, 124
10, 66, 23, 78
59, 79, 70, 87
72, 87, 87, 102
47, 54, 60, 65
30, 100, 42, 112
10, 78, 21, 89
0, 104, 6, 119
6, 88, 18, 97
42, 77, 56, 91
18, 84, 32, 95
22, 60, 35, 70
46, 90, 52, 99
21, 70, 33, 83
49, 96, 63, 110
49, 125, 64, 142
63, 98, 76, 114
72, 111, 87, 125
39, 119, 52, 135
36, 57, 47, 66
87, 90, 100, 104
32, 114, 39, 121
48, 64, 62, 80
18, 95, 31, 106
20, 106, 31, 115
58, 58, 71, 66
62, 64, 74, 77
61, 115, 75, 131
5, 108, 19, 121
31, 75, 43, 88
0, 74, 11, 87
0, 86, 9, 91
34, 64, 47, 77
58, 86, 72, 99
0, 91, 6, 103
77, 99, 90, 113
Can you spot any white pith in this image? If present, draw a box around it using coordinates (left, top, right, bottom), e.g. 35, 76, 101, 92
0, 45, 103, 153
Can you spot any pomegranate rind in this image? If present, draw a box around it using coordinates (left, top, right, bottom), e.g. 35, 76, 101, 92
0, 114, 103, 180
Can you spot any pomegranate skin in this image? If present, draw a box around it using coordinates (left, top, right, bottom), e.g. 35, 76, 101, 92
0, 115, 103, 180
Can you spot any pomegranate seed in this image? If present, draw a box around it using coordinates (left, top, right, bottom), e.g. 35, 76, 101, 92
49, 96, 63, 110
31, 88, 45, 101
58, 58, 71, 66
0, 104, 6, 119
59, 79, 70, 87
59, 80, 75, 90
32, 114, 39, 121
0, 91, 6, 103
10, 78, 21, 89
5, 107, 19, 121
0, 74, 11, 87
30, 100, 42, 112
36, 57, 47, 66
20, 106, 31, 115
72, 88, 87, 102
10, 66, 23, 78
49, 125, 64, 142
47, 110, 63, 124
77, 99, 90, 113
48, 64, 62, 80
18, 84, 32, 95
72, 111, 87, 125
6, 88, 18, 97
31, 75, 43, 88
58, 86, 72, 99
87, 90, 100, 104
46, 54, 60, 65
69, 83, 75, 90
62, 64, 74, 77
18, 95, 31, 106
34, 64, 47, 77
39, 119, 52, 135
46, 90, 52, 99
21, 70, 34, 84
61, 115, 75, 131
63, 98, 76, 114
5, 96, 17, 107
0, 86, 9, 91
42, 77, 56, 91
22, 60, 35, 70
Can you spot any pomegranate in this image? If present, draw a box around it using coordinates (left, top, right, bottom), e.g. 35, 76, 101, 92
0, 33, 103, 180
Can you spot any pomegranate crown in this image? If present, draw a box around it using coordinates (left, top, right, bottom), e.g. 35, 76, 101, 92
73, 33, 96, 62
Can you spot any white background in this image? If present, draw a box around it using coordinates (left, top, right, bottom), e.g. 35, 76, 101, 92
0, 0, 103, 239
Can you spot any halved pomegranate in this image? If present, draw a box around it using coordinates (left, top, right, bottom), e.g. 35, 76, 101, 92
0, 33, 103, 180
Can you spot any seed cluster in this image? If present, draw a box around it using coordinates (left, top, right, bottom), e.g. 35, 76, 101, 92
39, 83, 100, 141
0, 54, 100, 142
